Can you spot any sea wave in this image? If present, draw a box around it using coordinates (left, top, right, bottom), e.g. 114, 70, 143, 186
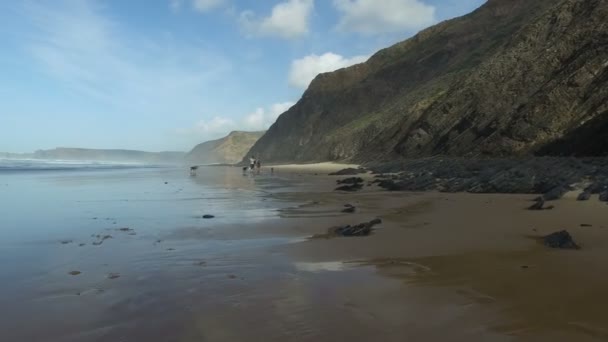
0, 158, 163, 172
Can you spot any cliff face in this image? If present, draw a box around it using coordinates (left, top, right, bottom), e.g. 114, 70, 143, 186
186, 131, 265, 165
248, 0, 608, 163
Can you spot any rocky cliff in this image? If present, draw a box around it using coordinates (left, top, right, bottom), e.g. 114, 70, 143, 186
186, 131, 265, 165
248, 0, 608, 163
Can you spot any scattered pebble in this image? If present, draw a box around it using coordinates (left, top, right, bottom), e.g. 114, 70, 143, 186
79, 243, 86, 247
580, 224, 593, 227
166, 248, 175, 251
68, 271, 81, 276
107, 273, 120, 280
227, 274, 237, 279
60, 240, 73, 245
342, 206, 356, 213
202, 215, 215, 219
195, 261, 207, 266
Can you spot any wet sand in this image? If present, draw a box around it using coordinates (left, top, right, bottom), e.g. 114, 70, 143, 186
1, 165, 608, 341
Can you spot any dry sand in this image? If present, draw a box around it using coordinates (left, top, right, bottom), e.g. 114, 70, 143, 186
266, 162, 360, 174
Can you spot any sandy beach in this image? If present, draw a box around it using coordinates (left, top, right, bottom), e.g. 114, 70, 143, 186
1, 164, 608, 341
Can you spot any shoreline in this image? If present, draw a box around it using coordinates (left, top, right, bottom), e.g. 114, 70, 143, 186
3, 165, 608, 341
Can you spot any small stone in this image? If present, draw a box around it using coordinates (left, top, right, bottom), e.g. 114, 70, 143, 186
227, 274, 237, 279
580, 224, 593, 227
521, 265, 529, 269
68, 271, 81, 276
342, 206, 356, 213
202, 215, 215, 219
60, 240, 73, 245
107, 273, 120, 280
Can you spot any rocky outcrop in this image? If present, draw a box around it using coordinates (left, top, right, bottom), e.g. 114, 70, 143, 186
247, 0, 608, 163
186, 131, 265, 165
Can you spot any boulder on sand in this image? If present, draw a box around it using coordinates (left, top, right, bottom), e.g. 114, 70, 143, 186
337, 177, 364, 185
600, 191, 608, 202
316, 218, 382, 238
528, 197, 554, 210
577, 191, 591, 201
342, 206, 356, 213
543, 186, 568, 201
335, 183, 364, 192
543, 230, 580, 249
329, 168, 367, 176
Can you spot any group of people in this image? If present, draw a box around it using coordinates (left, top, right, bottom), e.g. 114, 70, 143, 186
248, 155, 261, 172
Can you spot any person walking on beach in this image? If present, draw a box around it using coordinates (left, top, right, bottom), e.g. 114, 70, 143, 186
249, 156, 256, 171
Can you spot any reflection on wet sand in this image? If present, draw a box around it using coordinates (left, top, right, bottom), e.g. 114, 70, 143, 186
3, 166, 608, 341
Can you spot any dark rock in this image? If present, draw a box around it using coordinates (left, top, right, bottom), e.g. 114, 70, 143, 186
68, 271, 81, 276
342, 206, 356, 213
600, 191, 608, 202
528, 198, 546, 211
577, 191, 592, 201
60, 240, 73, 245
337, 177, 364, 185
316, 218, 383, 238
107, 273, 120, 280
543, 186, 568, 201
580, 224, 593, 227
335, 183, 363, 192
543, 230, 580, 249
164, 182, 168, 184
344, 204, 354, 207
202, 215, 215, 219
92, 235, 112, 246
329, 168, 367, 176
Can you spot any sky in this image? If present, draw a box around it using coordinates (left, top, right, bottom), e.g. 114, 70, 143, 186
0, 0, 486, 153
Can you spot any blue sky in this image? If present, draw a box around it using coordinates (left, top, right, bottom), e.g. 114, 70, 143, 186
0, 0, 485, 153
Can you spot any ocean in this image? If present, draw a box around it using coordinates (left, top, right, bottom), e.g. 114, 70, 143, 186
0, 160, 317, 341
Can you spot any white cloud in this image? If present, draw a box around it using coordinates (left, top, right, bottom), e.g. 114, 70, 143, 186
180, 101, 294, 139
192, 0, 226, 12
240, 0, 314, 40
193, 117, 236, 134
23, 1, 231, 107
333, 0, 436, 35
288, 52, 369, 89
243, 102, 294, 130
